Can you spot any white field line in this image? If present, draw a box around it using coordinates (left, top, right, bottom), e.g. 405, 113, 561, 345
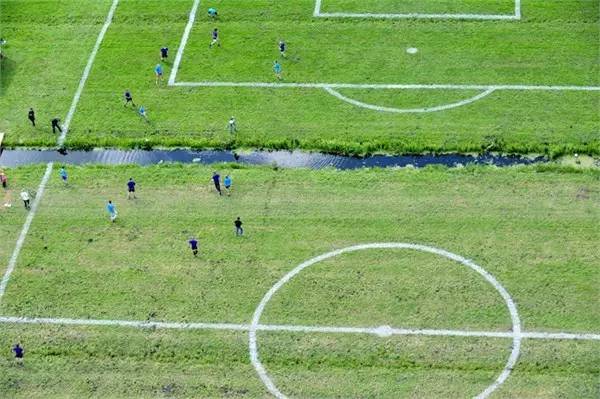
57, 0, 119, 147
169, 0, 200, 86
313, 0, 322, 17
171, 81, 600, 91
0, 316, 598, 341
515, 0, 522, 19
316, 12, 520, 21
1, 1, 118, 304
324, 86, 495, 113
0, 163, 54, 304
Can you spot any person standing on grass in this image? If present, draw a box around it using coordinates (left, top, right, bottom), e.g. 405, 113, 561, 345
234, 217, 243, 236
279, 40, 286, 58
20, 189, 30, 210
154, 63, 163, 85
273, 60, 282, 80
160, 46, 169, 61
212, 171, 222, 195
59, 166, 68, 186
139, 105, 148, 122
124, 90, 135, 107
188, 237, 199, 256
209, 28, 220, 48
0, 171, 7, 189
208, 7, 218, 19
106, 200, 117, 222
51, 117, 62, 133
28, 108, 36, 126
228, 116, 237, 134
224, 174, 232, 196
12, 343, 24, 365
127, 177, 136, 199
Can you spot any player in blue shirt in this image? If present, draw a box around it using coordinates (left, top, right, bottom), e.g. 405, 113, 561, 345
209, 28, 220, 48
59, 166, 68, 186
212, 171, 222, 195
224, 175, 232, 196
127, 178, 136, 199
188, 237, 199, 256
12, 343, 24, 364
273, 61, 282, 80
154, 63, 163, 85
106, 200, 117, 222
139, 105, 148, 122
208, 7, 218, 19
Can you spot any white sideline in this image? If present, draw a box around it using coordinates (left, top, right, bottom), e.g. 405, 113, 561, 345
0, 316, 598, 341
57, 0, 120, 147
1, 0, 118, 304
0, 164, 53, 303
169, 0, 200, 86
324, 86, 496, 113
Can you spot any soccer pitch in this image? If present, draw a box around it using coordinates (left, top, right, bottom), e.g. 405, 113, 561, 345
0, 164, 599, 397
0, 0, 598, 154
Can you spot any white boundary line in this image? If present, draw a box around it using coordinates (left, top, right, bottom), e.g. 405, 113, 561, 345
0, 164, 53, 303
57, 0, 120, 147
249, 243, 522, 399
0, 316, 598, 341
0, 0, 118, 305
168, 0, 200, 86
324, 86, 496, 113
313, 0, 520, 20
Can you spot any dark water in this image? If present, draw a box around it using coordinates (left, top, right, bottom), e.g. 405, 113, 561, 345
0, 149, 546, 169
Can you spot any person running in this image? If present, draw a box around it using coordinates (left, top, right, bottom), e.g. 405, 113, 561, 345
208, 7, 218, 19
160, 46, 168, 61
0, 171, 7, 189
224, 175, 232, 196
209, 28, 220, 48
154, 63, 163, 85
273, 60, 282, 80
127, 177, 136, 199
228, 116, 237, 133
124, 90, 135, 107
212, 171, 221, 195
12, 343, 24, 364
188, 237, 199, 256
20, 189, 30, 210
59, 166, 68, 185
279, 40, 286, 58
28, 108, 35, 126
51, 117, 62, 133
139, 105, 148, 122
106, 200, 117, 222
234, 217, 243, 236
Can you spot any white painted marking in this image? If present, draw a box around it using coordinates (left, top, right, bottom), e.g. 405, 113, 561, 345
171, 81, 600, 92
248, 243, 522, 399
57, 0, 119, 147
515, 0, 522, 19
169, 0, 200, 86
316, 12, 520, 21
313, 0, 322, 17
406, 47, 418, 54
324, 86, 495, 113
0, 163, 54, 304
0, 316, 598, 341
1, 1, 118, 304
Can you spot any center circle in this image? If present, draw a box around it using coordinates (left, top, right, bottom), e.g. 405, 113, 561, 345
249, 243, 521, 399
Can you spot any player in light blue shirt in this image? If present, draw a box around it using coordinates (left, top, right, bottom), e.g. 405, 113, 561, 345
208, 7, 217, 18
59, 166, 68, 186
106, 200, 117, 222
273, 60, 282, 80
154, 63, 163, 85
224, 175, 232, 196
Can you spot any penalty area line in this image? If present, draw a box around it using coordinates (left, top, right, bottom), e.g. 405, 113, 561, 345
0, 316, 598, 341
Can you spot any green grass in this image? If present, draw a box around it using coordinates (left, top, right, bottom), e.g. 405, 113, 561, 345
1, 0, 598, 156
0, 164, 598, 397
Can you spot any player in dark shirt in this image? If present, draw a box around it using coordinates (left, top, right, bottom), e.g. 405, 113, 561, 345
188, 237, 199, 256
212, 171, 221, 195
234, 217, 243, 236
124, 90, 135, 107
160, 46, 168, 61
12, 343, 24, 364
28, 108, 35, 126
51, 118, 62, 133
209, 28, 220, 48
127, 177, 136, 199
279, 40, 286, 58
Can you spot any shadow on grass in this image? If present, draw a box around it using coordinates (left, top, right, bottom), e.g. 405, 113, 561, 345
0, 55, 16, 95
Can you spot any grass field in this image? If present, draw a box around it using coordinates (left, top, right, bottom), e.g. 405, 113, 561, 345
0, 164, 598, 397
1, 0, 599, 155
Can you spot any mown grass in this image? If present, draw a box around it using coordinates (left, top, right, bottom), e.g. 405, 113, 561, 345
0, 164, 598, 397
1, 0, 598, 156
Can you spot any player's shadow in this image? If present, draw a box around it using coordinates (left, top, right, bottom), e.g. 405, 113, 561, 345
0, 56, 17, 95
